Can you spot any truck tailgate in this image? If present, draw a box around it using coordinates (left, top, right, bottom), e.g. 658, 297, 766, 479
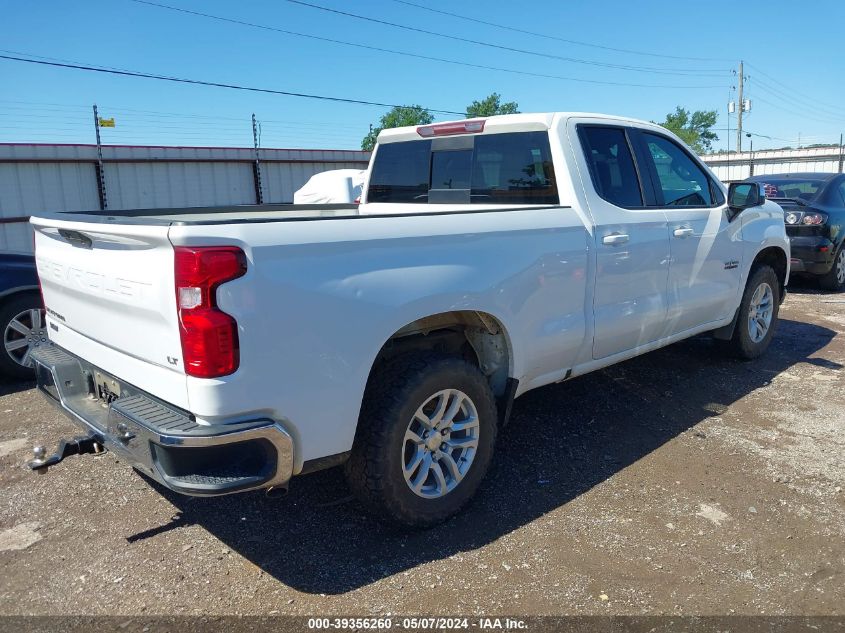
31, 216, 189, 407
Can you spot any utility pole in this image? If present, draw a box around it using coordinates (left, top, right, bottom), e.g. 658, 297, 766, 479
92, 104, 108, 210
736, 60, 744, 154
839, 133, 843, 174
251, 113, 264, 205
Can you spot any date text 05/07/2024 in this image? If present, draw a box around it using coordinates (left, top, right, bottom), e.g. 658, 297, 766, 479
306, 617, 528, 630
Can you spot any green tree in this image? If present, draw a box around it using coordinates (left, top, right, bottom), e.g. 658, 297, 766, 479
655, 107, 719, 153
465, 93, 520, 118
361, 105, 434, 151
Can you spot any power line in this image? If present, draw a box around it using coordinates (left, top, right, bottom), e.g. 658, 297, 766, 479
750, 93, 843, 126
748, 76, 842, 118
387, 0, 734, 63
745, 62, 842, 114
282, 0, 731, 76
748, 78, 843, 122
0, 100, 365, 132
125, 1, 726, 89
0, 53, 467, 115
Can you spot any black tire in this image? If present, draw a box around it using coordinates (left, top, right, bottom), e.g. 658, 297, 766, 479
728, 265, 780, 360
0, 291, 45, 380
345, 353, 497, 528
818, 245, 845, 292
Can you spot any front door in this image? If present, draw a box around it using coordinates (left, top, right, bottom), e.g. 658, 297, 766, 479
635, 131, 743, 335
576, 124, 671, 360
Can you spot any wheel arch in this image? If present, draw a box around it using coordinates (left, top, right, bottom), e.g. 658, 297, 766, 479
0, 285, 39, 302
713, 246, 787, 342
365, 310, 518, 426
369, 310, 513, 393
752, 246, 788, 300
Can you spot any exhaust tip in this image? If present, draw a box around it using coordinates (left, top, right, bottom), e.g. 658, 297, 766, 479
265, 485, 289, 499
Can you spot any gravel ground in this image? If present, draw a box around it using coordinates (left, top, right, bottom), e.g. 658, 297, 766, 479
0, 283, 843, 617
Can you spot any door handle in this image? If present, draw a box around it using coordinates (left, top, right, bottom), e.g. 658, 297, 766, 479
673, 227, 694, 238
602, 233, 630, 246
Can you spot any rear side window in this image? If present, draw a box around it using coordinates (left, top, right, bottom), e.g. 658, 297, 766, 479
471, 132, 557, 204
579, 126, 643, 207
366, 132, 558, 205
642, 133, 713, 207
367, 139, 432, 203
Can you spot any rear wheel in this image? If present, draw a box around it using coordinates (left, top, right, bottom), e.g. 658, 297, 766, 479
345, 354, 497, 528
0, 292, 46, 380
818, 246, 845, 291
728, 265, 780, 360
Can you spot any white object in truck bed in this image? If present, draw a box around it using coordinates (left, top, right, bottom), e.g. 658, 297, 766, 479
293, 169, 366, 204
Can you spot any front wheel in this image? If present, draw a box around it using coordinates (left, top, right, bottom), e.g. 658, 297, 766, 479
345, 354, 497, 528
728, 264, 780, 360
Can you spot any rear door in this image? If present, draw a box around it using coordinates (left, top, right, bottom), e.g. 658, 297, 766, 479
575, 124, 671, 360
634, 131, 742, 335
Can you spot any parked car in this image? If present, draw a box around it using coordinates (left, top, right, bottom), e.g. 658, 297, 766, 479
28, 112, 788, 527
745, 172, 845, 290
0, 253, 45, 379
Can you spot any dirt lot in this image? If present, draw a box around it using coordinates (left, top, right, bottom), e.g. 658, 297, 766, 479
0, 283, 843, 617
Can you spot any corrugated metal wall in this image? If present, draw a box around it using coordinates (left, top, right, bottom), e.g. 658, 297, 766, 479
0, 143, 370, 253
261, 161, 363, 203
702, 146, 844, 182
104, 162, 256, 210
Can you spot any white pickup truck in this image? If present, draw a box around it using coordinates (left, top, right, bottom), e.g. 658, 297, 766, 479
29, 113, 788, 527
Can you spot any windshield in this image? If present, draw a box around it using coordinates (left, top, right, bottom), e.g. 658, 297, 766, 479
759, 179, 824, 201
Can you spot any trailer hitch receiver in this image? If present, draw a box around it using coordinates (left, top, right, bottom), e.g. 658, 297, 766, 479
27, 436, 104, 474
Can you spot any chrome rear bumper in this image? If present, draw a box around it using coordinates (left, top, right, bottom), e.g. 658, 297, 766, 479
31, 344, 294, 496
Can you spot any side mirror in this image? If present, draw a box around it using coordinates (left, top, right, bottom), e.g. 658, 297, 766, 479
728, 181, 764, 212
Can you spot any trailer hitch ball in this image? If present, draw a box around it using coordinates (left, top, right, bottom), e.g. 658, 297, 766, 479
26, 436, 104, 474
31, 446, 48, 474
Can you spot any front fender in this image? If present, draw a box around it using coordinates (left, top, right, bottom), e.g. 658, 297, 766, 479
741, 200, 790, 285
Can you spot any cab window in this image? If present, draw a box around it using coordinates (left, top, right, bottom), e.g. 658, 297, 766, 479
642, 133, 713, 207
367, 132, 558, 205
578, 126, 643, 208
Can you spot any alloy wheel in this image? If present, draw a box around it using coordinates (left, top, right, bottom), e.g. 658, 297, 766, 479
401, 389, 480, 499
747, 282, 773, 343
4, 308, 47, 368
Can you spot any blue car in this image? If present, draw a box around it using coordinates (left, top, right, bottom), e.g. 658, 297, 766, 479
0, 253, 45, 379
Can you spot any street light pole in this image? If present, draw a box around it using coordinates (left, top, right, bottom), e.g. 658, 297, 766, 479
746, 132, 754, 177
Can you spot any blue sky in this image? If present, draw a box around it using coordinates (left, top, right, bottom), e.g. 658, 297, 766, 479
2, 0, 843, 152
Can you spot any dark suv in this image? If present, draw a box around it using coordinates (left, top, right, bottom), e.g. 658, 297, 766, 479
746, 173, 845, 291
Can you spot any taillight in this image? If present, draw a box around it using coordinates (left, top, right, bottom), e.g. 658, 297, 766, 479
801, 212, 827, 225
174, 246, 247, 378
417, 120, 485, 137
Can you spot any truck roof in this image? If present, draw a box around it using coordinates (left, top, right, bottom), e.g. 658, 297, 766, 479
377, 112, 658, 144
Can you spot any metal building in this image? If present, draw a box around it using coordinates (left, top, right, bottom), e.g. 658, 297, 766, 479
702, 146, 845, 182
0, 143, 370, 253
